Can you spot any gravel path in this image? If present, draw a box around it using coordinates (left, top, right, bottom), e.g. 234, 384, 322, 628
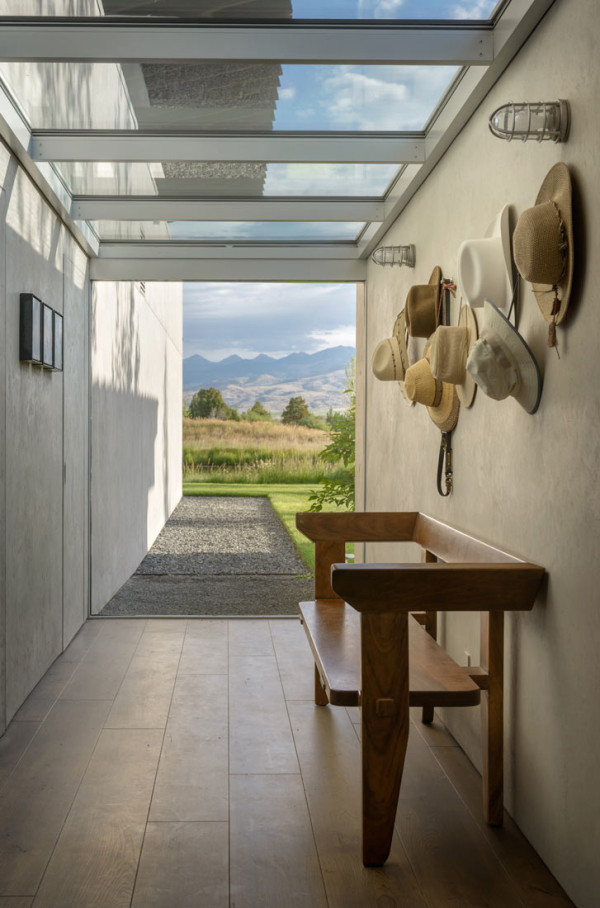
99, 496, 313, 617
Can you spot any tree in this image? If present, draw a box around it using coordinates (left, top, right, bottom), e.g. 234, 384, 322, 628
244, 400, 272, 421
188, 387, 232, 420
281, 396, 311, 425
309, 358, 355, 511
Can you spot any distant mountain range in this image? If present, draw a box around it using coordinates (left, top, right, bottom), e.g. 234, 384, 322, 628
183, 346, 355, 415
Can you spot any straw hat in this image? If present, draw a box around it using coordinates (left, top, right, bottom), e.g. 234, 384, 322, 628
429, 304, 478, 408
404, 357, 460, 432
405, 266, 442, 337
466, 299, 541, 414
513, 162, 573, 346
371, 309, 409, 381
457, 205, 513, 311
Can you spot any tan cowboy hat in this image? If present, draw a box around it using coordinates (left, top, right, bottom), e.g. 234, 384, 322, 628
513, 162, 573, 344
457, 205, 513, 311
404, 357, 460, 432
405, 266, 442, 337
371, 309, 409, 382
466, 299, 541, 414
429, 304, 478, 408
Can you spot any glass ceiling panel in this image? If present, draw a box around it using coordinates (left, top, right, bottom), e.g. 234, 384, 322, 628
58, 162, 399, 197
93, 220, 365, 241
0, 2, 499, 20
0, 61, 458, 131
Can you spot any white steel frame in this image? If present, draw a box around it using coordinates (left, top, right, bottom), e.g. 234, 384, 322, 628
0, 0, 558, 282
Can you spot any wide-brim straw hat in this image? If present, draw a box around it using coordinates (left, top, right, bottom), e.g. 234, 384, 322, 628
466, 299, 541, 414
371, 309, 410, 382
391, 310, 416, 407
457, 205, 513, 311
513, 162, 573, 328
404, 357, 460, 432
429, 304, 478, 408
405, 266, 442, 337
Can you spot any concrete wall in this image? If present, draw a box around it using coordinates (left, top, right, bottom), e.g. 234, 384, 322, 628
90, 280, 182, 613
0, 140, 90, 729
359, 1, 599, 903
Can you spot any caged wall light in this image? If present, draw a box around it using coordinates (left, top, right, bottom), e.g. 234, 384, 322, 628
371, 244, 416, 267
488, 100, 570, 143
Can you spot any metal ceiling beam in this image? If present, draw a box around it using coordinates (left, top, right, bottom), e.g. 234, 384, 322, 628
90, 256, 366, 282
30, 132, 426, 165
0, 23, 493, 65
72, 197, 383, 222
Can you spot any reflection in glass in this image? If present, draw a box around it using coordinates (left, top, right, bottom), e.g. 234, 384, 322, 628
93, 220, 364, 241
0, 0, 498, 19
58, 161, 398, 197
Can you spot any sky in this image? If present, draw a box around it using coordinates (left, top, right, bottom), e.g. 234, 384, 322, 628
183, 282, 356, 361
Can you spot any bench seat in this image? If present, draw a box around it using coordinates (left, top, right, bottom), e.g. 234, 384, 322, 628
299, 599, 481, 709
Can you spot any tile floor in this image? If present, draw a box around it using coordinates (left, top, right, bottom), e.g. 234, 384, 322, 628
0, 617, 574, 907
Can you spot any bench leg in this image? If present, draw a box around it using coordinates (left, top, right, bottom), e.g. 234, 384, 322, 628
361, 611, 410, 867
481, 611, 504, 825
314, 664, 329, 706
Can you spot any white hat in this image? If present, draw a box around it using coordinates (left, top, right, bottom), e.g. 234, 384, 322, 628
466, 300, 541, 414
457, 205, 513, 311
371, 309, 409, 382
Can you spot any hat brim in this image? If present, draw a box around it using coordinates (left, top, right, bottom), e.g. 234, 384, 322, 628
486, 204, 514, 310
392, 309, 415, 405
484, 300, 542, 414
456, 304, 478, 408
428, 381, 460, 432
531, 163, 573, 325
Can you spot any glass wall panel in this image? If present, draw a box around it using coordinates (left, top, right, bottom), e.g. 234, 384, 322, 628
59, 161, 399, 197
93, 220, 365, 240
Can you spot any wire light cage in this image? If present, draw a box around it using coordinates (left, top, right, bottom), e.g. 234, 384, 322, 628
371, 244, 416, 267
488, 100, 570, 142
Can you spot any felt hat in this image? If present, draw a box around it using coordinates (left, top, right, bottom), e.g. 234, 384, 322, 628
466, 299, 541, 414
371, 309, 409, 382
512, 162, 573, 346
405, 266, 442, 337
429, 304, 478, 408
457, 205, 513, 311
404, 357, 460, 432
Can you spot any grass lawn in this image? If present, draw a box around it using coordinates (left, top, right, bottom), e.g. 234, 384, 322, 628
182, 479, 351, 571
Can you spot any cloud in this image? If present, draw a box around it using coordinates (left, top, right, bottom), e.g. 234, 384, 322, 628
451, 0, 495, 18
357, 0, 406, 17
263, 162, 397, 196
183, 282, 356, 360
278, 86, 296, 100
307, 325, 356, 350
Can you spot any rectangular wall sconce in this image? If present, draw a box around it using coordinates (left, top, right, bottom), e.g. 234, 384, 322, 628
19, 294, 63, 372
19, 294, 42, 364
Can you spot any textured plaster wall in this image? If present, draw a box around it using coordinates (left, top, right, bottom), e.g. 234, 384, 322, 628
0, 142, 90, 728
90, 280, 182, 614
360, 1, 600, 903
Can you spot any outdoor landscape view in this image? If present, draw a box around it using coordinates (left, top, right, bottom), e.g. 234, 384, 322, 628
182, 282, 357, 566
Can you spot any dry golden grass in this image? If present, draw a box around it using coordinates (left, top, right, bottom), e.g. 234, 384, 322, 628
183, 417, 327, 452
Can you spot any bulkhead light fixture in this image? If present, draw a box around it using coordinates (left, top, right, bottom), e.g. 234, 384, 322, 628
371, 244, 416, 267
488, 100, 570, 142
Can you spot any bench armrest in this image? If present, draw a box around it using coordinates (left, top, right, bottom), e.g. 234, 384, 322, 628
296, 511, 418, 543
331, 562, 545, 613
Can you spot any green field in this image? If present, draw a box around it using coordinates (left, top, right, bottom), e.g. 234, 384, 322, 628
183, 479, 352, 571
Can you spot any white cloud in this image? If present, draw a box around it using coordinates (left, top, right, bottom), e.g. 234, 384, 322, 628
358, 0, 405, 17
308, 326, 356, 350
263, 162, 398, 196
452, 1, 495, 19
278, 86, 297, 100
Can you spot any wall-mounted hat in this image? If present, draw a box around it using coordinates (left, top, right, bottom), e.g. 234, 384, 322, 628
512, 162, 573, 348
404, 357, 460, 432
457, 205, 513, 311
405, 266, 442, 337
429, 304, 478, 408
466, 300, 541, 414
371, 309, 409, 381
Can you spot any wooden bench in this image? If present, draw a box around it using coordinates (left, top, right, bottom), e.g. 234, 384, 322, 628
296, 511, 545, 867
